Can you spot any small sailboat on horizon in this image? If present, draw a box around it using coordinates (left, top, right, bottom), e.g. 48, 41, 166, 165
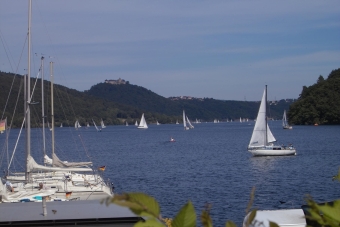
100, 119, 106, 129
282, 110, 293, 129
183, 110, 189, 130
138, 113, 148, 129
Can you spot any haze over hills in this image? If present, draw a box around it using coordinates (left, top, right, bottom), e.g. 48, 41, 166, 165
1, 71, 294, 127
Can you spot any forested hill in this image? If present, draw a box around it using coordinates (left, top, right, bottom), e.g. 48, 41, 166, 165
85, 82, 293, 121
288, 68, 340, 125
0, 71, 172, 127
1, 71, 294, 127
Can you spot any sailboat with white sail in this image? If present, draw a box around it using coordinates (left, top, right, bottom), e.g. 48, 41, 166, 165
92, 119, 101, 132
74, 120, 81, 129
282, 110, 293, 129
183, 110, 189, 130
126, 121, 129, 126
156, 120, 160, 125
186, 116, 194, 129
2, 4, 112, 202
135, 120, 138, 126
138, 113, 148, 129
100, 119, 106, 129
248, 86, 296, 156
176, 120, 179, 124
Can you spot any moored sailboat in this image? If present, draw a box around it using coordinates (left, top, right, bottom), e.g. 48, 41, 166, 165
248, 86, 296, 156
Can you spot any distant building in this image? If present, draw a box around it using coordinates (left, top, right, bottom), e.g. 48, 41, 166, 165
105, 78, 127, 85
168, 96, 204, 101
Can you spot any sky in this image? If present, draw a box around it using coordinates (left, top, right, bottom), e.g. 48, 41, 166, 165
0, 0, 339, 101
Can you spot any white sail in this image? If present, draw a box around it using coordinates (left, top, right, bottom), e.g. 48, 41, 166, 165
249, 88, 267, 148
186, 116, 194, 129
101, 119, 106, 128
92, 119, 101, 131
126, 121, 129, 126
176, 120, 179, 124
138, 113, 148, 129
135, 120, 138, 126
183, 110, 189, 130
267, 124, 276, 143
282, 110, 292, 129
60, 123, 63, 127
156, 120, 160, 125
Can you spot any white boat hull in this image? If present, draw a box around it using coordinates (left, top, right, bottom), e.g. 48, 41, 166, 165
248, 147, 296, 156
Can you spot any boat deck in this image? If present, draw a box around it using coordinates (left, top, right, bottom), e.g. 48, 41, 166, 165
0, 199, 142, 226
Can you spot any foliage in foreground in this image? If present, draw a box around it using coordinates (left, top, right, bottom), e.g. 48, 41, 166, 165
103, 168, 340, 227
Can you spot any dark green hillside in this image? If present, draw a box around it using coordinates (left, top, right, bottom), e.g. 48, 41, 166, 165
85, 82, 183, 116
0, 71, 177, 127
288, 68, 340, 125
86, 82, 292, 121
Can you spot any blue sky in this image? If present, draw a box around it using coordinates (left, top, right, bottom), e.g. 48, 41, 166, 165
0, 0, 339, 101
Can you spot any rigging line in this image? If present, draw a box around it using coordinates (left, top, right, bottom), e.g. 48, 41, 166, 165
8, 68, 41, 170
78, 135, 92, 161
0, 34, 28, 121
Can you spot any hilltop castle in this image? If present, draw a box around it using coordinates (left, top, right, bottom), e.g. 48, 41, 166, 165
105, 78, 127, 85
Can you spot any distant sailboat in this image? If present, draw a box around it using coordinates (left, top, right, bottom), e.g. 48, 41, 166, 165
186, 116, 194, 129
156, 120, 160, 125
138, 113, 148, 129
87, 122, 90, 127
135, 121, 138, 126
47, 121, 52, 131
92, 119, 101, 132
126, 121, 128, 126
282, 110, 292, 129
183, 110, 189, 130
240, 117, 242, 123
75, 120, 81, 130
60, 123, 63, 128
176, 120, 179, 124
100, 119, 106, 129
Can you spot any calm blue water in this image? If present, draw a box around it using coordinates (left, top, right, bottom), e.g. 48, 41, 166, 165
1, 121, 340, 226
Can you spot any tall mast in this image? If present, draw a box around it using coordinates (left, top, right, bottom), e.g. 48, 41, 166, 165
265, 85, 268, 146
41, 57, 46, 157
25, 0, 32, 182
50, 61, 55, 167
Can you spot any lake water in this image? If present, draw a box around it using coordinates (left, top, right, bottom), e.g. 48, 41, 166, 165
1, 121, 340, 226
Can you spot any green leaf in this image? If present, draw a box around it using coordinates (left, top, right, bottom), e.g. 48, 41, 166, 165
225, 220, 237, 227
110, 193, 160, 218
269, 221, 280, 227
128, 193, 160, 217
134, 218, 165, 227
248, 210, 257, 226
172, 201, 196, 227
201, 209, 213, 227
315, 200, 340, 223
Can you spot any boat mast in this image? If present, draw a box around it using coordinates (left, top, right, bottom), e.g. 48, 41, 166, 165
265, 85, 268, 146
50, 61, 55, 167
41, 56, 46, 158
25, 0, 32, 183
